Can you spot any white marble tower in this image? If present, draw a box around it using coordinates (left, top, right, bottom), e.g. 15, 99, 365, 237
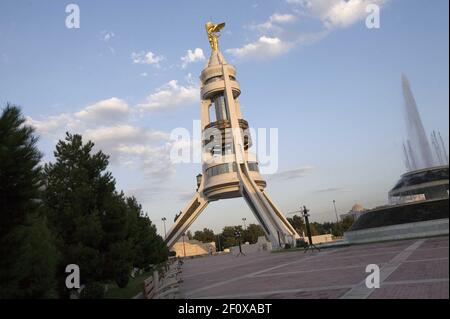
165, 22, 299, 250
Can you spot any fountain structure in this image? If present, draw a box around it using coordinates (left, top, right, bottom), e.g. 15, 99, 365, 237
344, 75, 449, 244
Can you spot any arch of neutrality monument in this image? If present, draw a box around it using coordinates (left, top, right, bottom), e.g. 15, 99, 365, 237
165, 22, 300, 250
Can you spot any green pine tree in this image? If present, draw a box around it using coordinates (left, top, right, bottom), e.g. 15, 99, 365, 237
0, 104, 58, 298
42, 133, 168, 296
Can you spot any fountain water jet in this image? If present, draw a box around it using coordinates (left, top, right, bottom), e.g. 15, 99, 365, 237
401, 74, 437, 171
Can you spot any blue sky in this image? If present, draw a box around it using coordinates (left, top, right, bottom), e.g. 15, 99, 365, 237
1, 0, 448, 235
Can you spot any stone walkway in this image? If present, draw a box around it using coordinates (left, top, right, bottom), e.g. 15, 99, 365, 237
179, 236, 449, 299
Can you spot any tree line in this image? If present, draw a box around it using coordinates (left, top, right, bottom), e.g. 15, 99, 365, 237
186, 223, 266, 250
286, 214, 354, 238
186, 215, 355, 249
0, 105, 168, 298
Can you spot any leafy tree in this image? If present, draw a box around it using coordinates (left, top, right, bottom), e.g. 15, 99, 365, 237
339, 216, 355, 234
215, 234, 224, 251
322, 222, 335, 235
242, 224, 264, 244
42, 133, 134, 296
0, 105, 58, 298
308, 222, 320, 236
145, 225, 168, 266
287, 215, 305, 235
42, 134, 169, 296
193, 228, 215, 243
214, 224, 264, 249
286, 213, 355, 237
80, 282, 105, 299
128, 197, 167, 269
220, 226, 243, 248
0, 106, 173, 298
0, 215, 59, 298
0, 105, 42, 235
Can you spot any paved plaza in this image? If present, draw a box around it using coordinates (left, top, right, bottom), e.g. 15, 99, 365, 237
179, 236, 449, 299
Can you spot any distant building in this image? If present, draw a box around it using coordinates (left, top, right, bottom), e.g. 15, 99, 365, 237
171, 236, 216, 257
340, 203, 367, 221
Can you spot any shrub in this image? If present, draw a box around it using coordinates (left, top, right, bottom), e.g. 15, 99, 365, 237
115, 269, 130, 288
296, 239, 307, 248
80, 282, 105, 299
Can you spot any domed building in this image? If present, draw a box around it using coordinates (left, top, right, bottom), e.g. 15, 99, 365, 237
340, 203, 367, 221
351, 203, 365, 212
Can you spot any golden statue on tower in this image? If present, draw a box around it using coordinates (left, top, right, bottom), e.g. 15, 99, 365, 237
205, 21, 225, 51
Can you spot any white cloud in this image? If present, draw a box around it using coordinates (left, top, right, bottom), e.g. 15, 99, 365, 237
226, 36, 293, 59
103, 31, 115, 42
74, 97, 129, 123
143, 152, 176, 178
251, 13, 297, 32
26, 76, 199, 181
181, 48, 205, 68
113, 143, 176, 179
25, 113, 79, 136
177, 190, 197, 201
314, 187, 352, 193
26, 98, 131, 136
100, 31, 116, 54
84, 125, 169, 147
137, 80, 198, 112
286, 0, 307, 4
231, 0, 386, 61
295, 30, 330, 45
131, 51, 164, 66
272, 13, 297, 24
82, 125, 174, 179
28, 112, 174, 180
267, 166, 314, 181
289, 0, 386, 29
125, 185, 173, 202
185, 73, 194, 84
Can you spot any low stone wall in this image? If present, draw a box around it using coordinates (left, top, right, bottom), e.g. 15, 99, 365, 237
228, 234, 335, 253
172, 238, 216, 257
349, 198, 449, 231
344, 218, 449, 244
229, 243, 262, 255
310, 234, 334, 244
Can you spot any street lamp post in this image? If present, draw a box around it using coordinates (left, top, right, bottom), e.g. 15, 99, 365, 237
161, 217, 167, 238
302, 205, 320, 253
217, 234, 221, 252
332, 200, 339, 224
182, 233, 186, 257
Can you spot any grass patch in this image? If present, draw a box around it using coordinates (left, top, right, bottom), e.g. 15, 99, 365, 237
104, 271, 152, 299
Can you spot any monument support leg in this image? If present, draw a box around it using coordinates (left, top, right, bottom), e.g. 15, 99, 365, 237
165, 191, 209, 249
237, 161, 299, 248
261, 191, 300, 241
